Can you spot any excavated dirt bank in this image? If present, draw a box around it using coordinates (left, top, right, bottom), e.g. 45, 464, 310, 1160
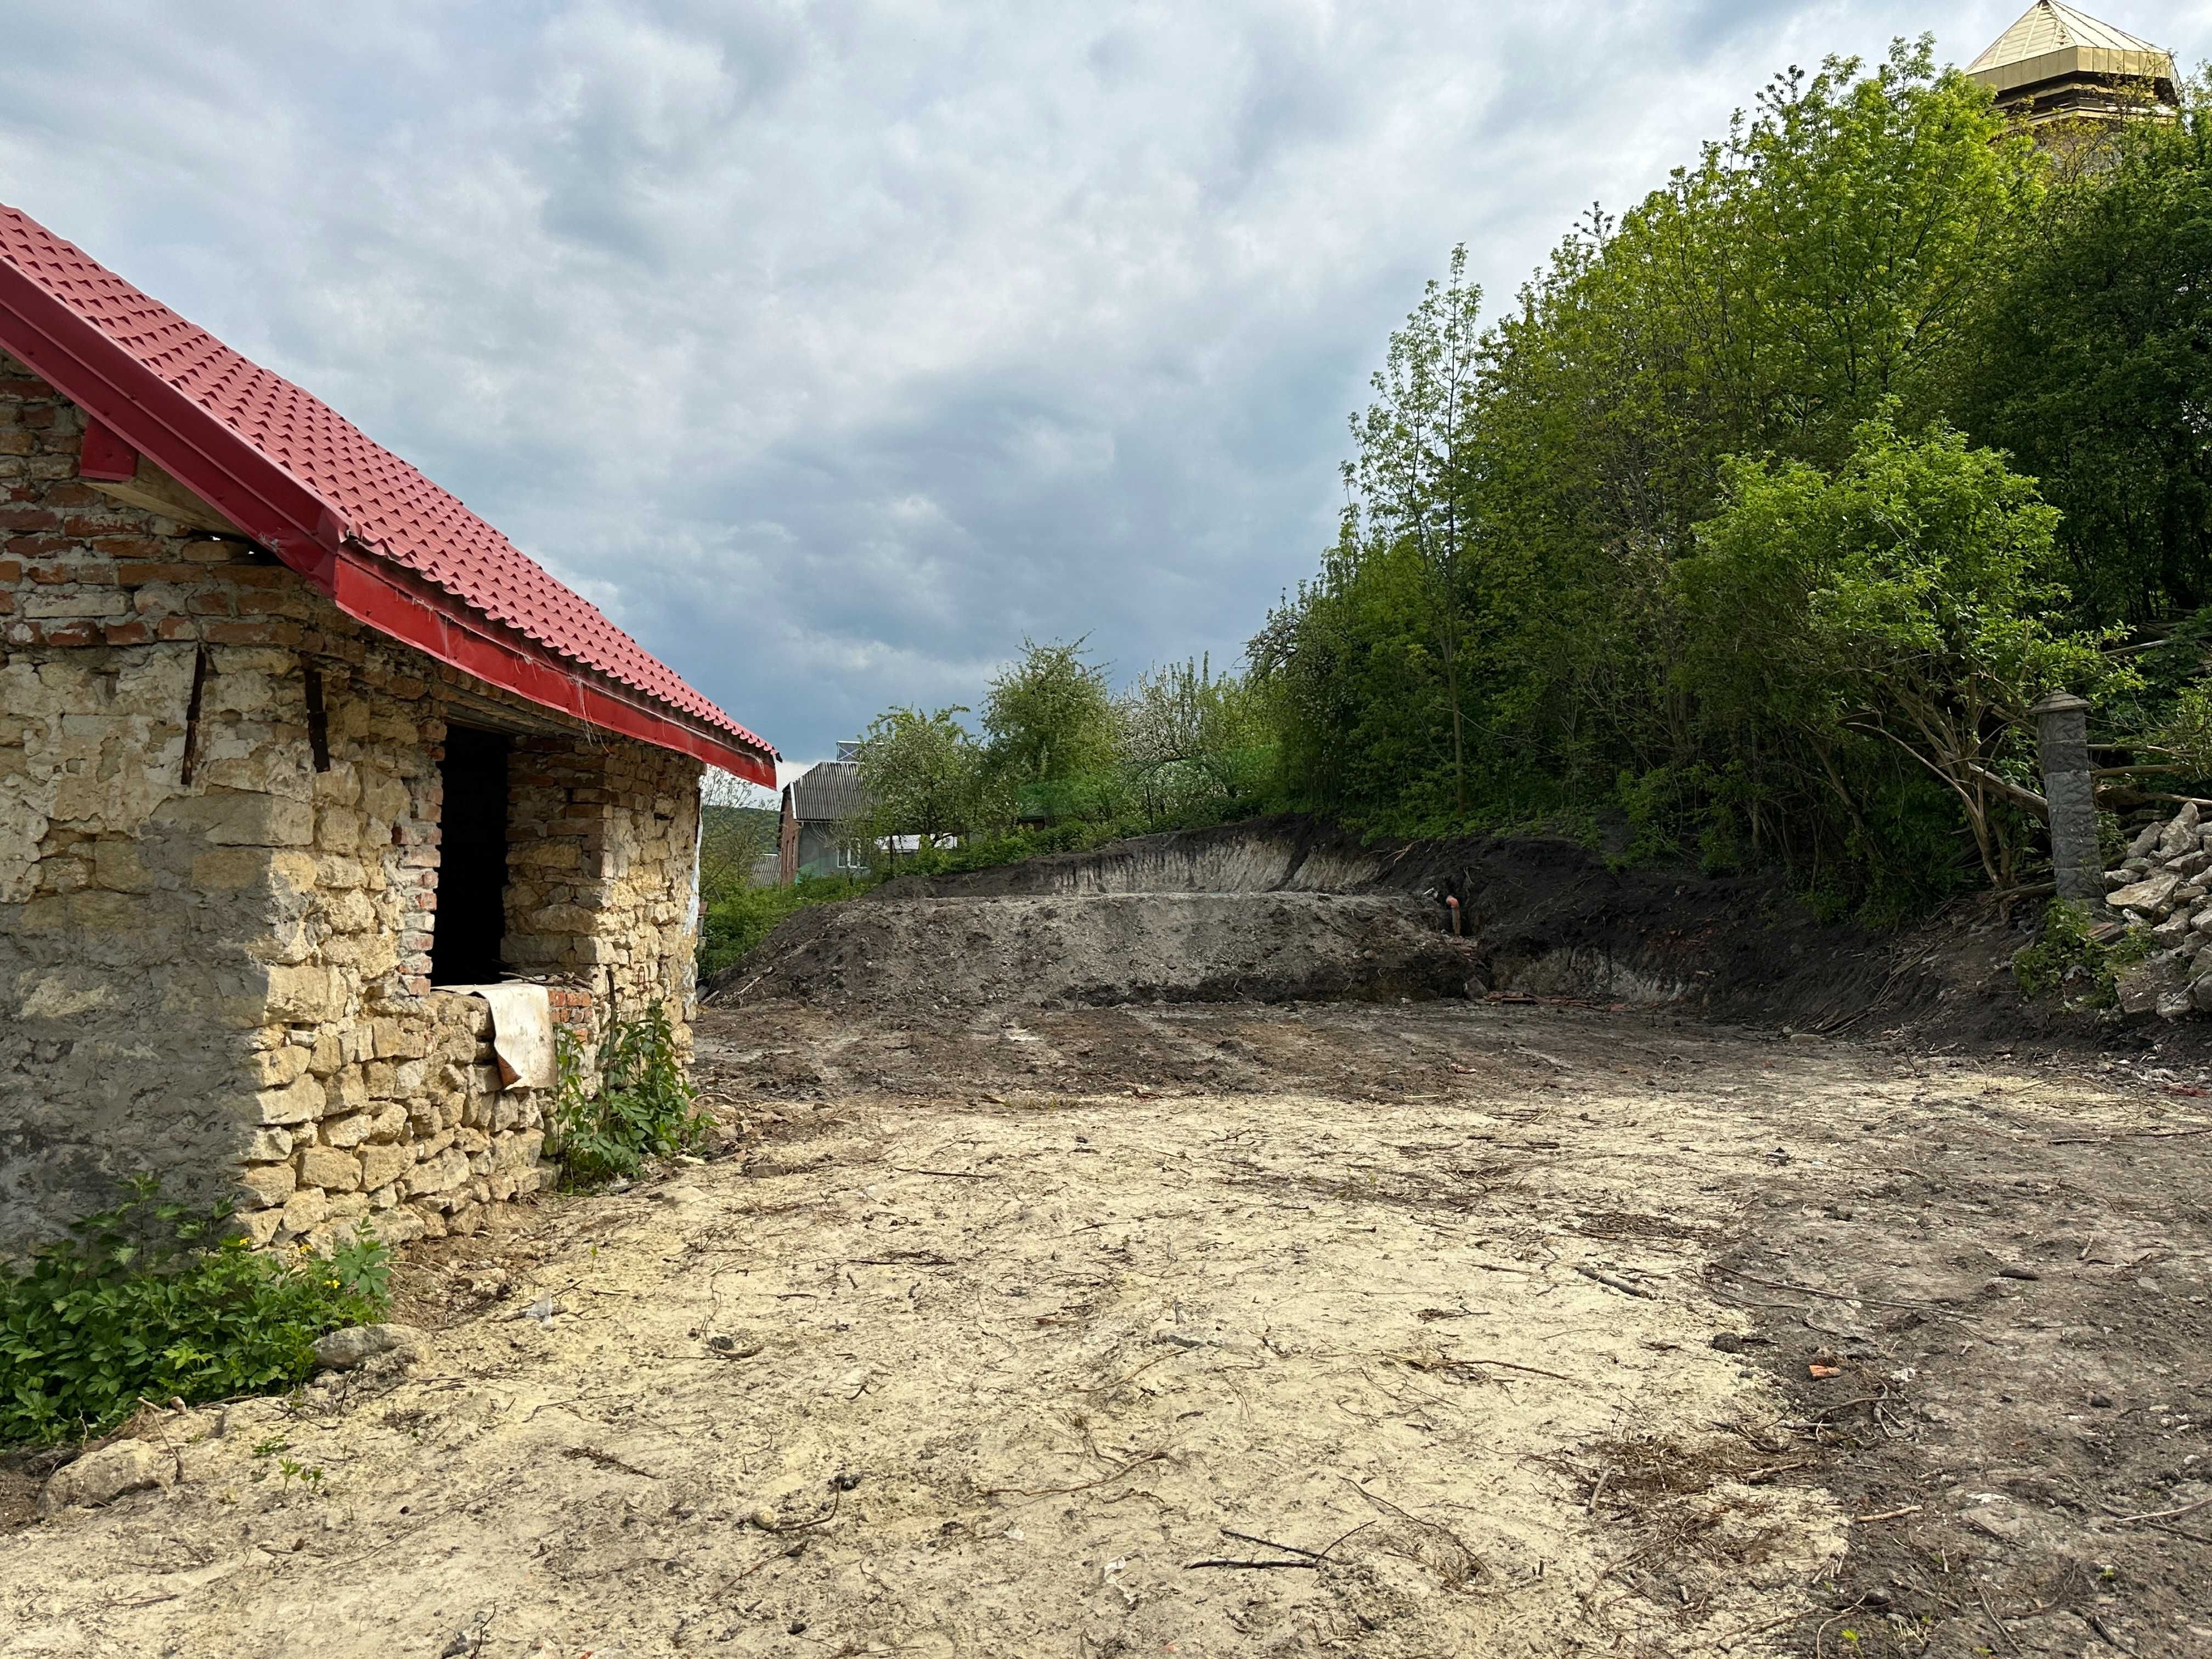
707, 819, 1910, 1028
708, 890, 1480, 1011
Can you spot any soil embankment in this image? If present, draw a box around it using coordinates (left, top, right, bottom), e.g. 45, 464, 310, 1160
708, 817, 1921, 1030
706, 889, 1477, 1010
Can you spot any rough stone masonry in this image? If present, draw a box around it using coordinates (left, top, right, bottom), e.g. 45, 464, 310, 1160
2101, 799, 2212, 1017
1, 350, 704, 1253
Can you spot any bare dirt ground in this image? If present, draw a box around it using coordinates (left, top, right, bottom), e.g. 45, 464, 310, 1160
4, 995, 2208, 1658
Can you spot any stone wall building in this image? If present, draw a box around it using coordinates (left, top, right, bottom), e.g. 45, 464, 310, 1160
0, 204, 776, 1254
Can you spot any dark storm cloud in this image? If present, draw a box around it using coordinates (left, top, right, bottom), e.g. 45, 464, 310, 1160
6, 1, 2203, 768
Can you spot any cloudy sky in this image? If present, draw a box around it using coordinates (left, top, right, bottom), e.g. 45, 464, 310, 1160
5, 2, 2207, 778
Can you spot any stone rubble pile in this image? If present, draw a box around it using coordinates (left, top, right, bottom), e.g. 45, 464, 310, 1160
2102, 800, 2212, 1017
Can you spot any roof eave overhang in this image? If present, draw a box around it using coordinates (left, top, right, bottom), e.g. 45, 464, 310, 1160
1970, 46, 2177, 99
332, 549, 775, 783
0, 260, 341, 584
0, 258, 774, 787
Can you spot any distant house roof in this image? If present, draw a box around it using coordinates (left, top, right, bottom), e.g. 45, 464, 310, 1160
785, 760, 871, 825
0, 202, 776, 783
1966, 2, 2176, 104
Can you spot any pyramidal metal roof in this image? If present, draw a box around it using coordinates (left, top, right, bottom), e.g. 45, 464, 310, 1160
785, 759, 871, 825
0, 202, 775, 783
1967, 2, 2175, 87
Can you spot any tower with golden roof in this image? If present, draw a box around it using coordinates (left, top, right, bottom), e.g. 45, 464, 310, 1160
1966, 2, 2179, 128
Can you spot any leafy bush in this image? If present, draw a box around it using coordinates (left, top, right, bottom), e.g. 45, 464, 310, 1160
899, 815, 1143, 876
2012, 900, 2148, 1007
547, 1003, 713, 1188
0, 1175, 390, 1448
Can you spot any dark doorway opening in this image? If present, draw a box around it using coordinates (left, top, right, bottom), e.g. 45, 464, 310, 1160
431, 725, 510, 986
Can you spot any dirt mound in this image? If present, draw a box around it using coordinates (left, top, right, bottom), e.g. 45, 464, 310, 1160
711, 817, 1922, 1026
707, 889, 1477, 1011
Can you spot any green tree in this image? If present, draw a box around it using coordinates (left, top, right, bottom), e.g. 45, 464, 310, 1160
850, 705, 989, 850
980, 637, 1121, 802
1341, 244, 1487, 814
1677, 417, 2124, 888
1463, 40, 2033, 791
1251, 542, 1487, 832
698, 770, 777, 899
1115, 655, 1271, 823
1257, 37, 2053, 911
1949, 82, 2212, 625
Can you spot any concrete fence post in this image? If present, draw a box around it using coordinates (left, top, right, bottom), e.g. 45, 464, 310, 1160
2031, 691, 2102, 906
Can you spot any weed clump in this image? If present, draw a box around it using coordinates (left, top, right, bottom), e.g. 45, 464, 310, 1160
548, 1002, 712, 1188
2012, 899, 2148, 1008
0, 1175, 390, 1447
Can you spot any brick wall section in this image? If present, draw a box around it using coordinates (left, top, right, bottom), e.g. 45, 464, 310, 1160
1, 351, 706, 1254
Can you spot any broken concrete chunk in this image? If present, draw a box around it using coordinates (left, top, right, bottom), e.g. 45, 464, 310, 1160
311, 1322, 430, 1373
2155, 802, 2202, 859
2107, 873, 2182, 917
38, 1440, 169, 1513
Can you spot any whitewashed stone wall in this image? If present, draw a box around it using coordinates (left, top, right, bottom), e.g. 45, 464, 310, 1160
1, 351, 704, 1254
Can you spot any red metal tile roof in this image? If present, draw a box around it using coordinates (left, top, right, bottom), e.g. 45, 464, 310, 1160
0, 201, 774, 778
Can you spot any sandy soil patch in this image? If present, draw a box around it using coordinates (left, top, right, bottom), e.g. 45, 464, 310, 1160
3, 1000, 2207, 1658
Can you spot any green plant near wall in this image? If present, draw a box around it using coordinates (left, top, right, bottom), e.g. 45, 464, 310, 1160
2012, 900, 2151, 1009
547, 1002, 713, 1188
0, 1175, 390, 1448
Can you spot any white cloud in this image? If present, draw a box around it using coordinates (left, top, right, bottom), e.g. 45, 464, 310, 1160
7, 0, 2201, 757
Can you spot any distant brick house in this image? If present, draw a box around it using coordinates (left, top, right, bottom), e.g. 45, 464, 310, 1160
0, 204, 776, 1253
778, 744, 873, 884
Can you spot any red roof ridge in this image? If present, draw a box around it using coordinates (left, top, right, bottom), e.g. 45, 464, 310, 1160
0, 201, 775, 783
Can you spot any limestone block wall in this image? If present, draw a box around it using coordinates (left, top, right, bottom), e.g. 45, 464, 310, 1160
0, 351, 706, 1254
506, 732, 703, 1028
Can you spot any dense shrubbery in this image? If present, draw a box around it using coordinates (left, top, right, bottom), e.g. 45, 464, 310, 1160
787, 643, 1280, 897
710, 43, 2212, 949
1251, 46, 2212, 923
0, 1176, 390, 1447
842, 641, 1279, 859
698, 872, 875, 980
2012, 900, 2151, 1007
